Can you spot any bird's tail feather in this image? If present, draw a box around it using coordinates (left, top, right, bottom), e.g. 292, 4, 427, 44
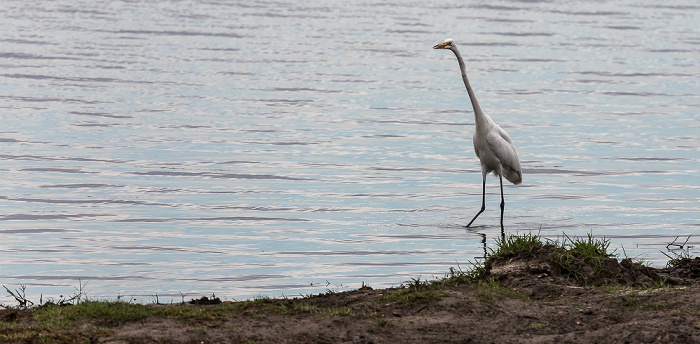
503, 168, 522, 185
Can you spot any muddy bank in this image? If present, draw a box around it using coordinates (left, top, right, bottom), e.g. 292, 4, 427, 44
1, 254, 699, 343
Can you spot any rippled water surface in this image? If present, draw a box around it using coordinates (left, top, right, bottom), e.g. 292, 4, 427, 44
1, 0, 698, 302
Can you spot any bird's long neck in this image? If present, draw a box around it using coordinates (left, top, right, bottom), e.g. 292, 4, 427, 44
451, 46, 486, 125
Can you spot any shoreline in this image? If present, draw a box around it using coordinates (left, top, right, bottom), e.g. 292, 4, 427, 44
2, 234, 699, 343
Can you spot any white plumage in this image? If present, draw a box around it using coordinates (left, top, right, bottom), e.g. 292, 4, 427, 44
434, 38, 522, 234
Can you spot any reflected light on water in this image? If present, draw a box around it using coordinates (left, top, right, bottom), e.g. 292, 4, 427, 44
0, 0, 698, 302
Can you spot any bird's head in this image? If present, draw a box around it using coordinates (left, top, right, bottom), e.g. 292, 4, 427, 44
433, 38, 455, 50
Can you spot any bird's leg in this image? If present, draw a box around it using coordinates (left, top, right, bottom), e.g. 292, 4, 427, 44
480, 232, 487, 259
466, 175, 486, 228
499, 174, 505, 240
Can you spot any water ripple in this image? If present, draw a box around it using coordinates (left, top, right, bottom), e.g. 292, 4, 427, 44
0, 0, 697, 303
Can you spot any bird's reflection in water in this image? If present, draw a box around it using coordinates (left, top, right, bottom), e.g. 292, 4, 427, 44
464, 226, 488, 261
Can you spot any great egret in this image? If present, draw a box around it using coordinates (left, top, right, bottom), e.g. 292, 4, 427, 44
433, 38, 522, 236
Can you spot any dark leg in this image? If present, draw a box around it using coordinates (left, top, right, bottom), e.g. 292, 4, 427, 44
466, 175, 486, 228
499, 174, 505, 240
479, 232, 487, 259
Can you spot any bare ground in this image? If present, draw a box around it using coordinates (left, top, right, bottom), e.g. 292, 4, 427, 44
2, 256, 699, 344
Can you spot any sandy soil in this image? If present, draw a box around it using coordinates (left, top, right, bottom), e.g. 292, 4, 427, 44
2, 256, 699, 344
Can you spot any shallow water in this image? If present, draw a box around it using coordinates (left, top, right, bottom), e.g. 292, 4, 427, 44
1, 0, 698, 302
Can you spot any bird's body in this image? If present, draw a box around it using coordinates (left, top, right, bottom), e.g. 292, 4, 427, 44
433, 38, 521, 235
472, 111, 522, 185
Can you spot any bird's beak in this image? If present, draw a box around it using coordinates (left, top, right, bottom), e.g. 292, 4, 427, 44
433, 42, 449, 49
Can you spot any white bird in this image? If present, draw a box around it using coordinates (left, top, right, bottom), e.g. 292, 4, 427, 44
433, 38, 522, 236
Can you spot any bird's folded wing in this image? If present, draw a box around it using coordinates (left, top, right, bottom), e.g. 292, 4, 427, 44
485, 130, 521, 172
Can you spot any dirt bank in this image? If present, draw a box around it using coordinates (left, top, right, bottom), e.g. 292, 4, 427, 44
2, 255, 699, 343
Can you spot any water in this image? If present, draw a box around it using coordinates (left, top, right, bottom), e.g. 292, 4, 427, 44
1, 0, 698, 303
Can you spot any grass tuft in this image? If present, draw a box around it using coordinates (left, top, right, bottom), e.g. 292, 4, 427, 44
485, 232, 618, 285
489, 232, 544, 258
0, 232, 693, 344
549, 233, 616, 283
382, 277, 446, 305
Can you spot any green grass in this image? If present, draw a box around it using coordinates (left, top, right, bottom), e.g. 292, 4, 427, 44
32, 299, 255, 327
1, 301, 177, 343
486, 232, 618, 284
382, 277, 447, 305
230, 296, 354, 317
380, 232, 619, 306
381, 266, 526, 307
446, 262, 487, 284
489, 231, 545, 258
1, 232, 691, 343
491, 232, 614, 261
1, 297, 356, 343
549, 233, 616, 283
529, 322, 545, 330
